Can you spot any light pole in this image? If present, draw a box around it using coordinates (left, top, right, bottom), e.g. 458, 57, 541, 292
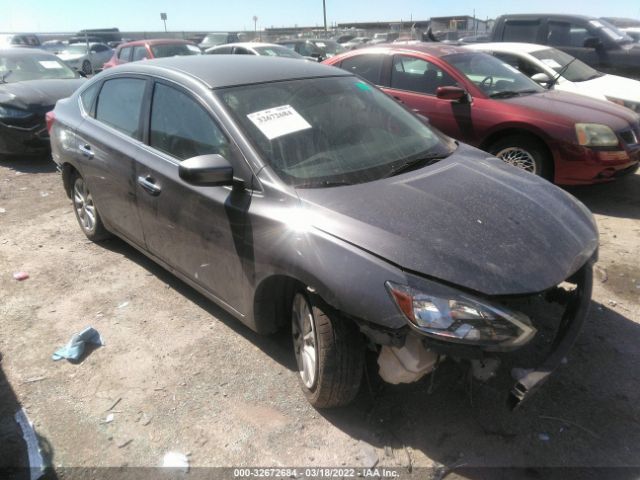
322, 0, 327, 37
160, 12, 167, 33
253, 15, 258, 40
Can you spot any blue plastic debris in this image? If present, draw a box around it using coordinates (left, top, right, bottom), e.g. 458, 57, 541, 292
52, 326, 104, 361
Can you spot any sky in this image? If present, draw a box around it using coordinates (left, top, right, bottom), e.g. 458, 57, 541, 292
2, 0, 640, 33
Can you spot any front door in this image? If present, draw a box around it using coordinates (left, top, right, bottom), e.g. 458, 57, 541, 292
134, 81, 252, 314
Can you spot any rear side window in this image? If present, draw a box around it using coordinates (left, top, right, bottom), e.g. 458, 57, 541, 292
95, 78, 146, 138
80, 82, 100, 116
209, 46, 232, 54
132, 46, 148, 61
502, 20, 540, 42
390, 55, 457, 95
118, 46, 132, 60
339, 54, 384, 85
149, 83, 229, 160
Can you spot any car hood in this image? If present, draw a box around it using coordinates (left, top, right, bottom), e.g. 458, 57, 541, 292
502, 89, 638, 129
576, 73, 640, 103
0, 79, 86, 110
295, 144, 598, 296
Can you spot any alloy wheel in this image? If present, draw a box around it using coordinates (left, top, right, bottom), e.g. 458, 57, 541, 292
73, 178, 96, 233
292, 293, 317, 389
495, 147, 538, 174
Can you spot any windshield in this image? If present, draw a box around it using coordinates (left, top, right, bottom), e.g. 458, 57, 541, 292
202, 33, 228, 45
218, 76, 455, 187
590, 19, 634, 44
62, 44, 89, 55
0, 53, 77, 82
151, 43, 200, 58
254, 45, 302, 58
443, 52, 544, 97
531, 48, 600, 82
311, 40, 345, 54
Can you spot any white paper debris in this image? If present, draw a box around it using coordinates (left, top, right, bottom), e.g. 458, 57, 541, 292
247, 104, 312, 140
162, 451, 189, 472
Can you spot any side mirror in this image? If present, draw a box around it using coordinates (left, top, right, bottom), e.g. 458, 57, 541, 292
583, 37, 602, 49
436, 86, 469, 102
531, 72, 552, 86
179, 154, 234, 186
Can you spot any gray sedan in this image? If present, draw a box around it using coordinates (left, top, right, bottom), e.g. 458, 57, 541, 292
205, 42, 304, 59
48, 56, 597, 409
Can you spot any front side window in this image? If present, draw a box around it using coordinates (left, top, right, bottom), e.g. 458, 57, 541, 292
548, 21, 591, 48
339, 54, 384, 85
150, 83, 229, 160
218, 76, 455, 187
443, 52, 544, 98
95, 78, 146, 138
132, 46, 148, 61
391, 55, 457, 95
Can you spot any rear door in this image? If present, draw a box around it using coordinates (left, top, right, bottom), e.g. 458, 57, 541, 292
133, 80, 252, 314
545, 20, 602, 69
74, 76, 149, 246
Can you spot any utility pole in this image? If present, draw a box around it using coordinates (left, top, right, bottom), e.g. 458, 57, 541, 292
322, 0, 328, 37
253, 15, 258, 40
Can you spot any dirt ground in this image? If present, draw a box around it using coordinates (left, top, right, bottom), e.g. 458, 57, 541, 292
0, 155, 639, 477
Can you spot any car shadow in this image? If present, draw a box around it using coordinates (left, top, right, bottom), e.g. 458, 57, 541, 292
97, 237, 298, 372
0, 155, 57, 175
0, 354, 57, 480
317, 302, 640, 472
565, 172, 640, 220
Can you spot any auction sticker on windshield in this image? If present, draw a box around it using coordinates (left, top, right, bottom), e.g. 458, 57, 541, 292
247, 104, 312, 140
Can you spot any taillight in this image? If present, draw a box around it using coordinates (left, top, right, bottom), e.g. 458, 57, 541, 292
45, 110, 56, 133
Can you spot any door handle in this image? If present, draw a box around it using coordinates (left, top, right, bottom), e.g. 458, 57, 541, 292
79, 144, 94, 159
137, 175, 161, 196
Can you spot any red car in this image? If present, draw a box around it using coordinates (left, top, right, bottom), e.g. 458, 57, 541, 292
324, 44, 640, 184
103, 39, 200, 69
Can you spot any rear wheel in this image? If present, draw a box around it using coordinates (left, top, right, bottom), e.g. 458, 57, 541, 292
291, 292, 364, 408
82, 60, 93, 75
71, 174, 110, 241
489, 135, 553, 180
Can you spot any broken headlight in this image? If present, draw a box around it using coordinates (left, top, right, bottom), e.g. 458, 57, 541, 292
385, 281, 536, 349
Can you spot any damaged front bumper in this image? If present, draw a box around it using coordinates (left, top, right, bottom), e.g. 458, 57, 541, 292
370, 263, 594, 409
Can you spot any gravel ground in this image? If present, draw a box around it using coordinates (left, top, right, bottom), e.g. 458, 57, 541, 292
0, 156, 639, 477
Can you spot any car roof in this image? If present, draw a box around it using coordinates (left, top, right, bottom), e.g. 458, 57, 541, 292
496, 13, 596, 21
118, 38, 193, 48
116, 55, 350, 89
354, 43, 469, 57
465, 42, 549, 54
208, 42, 282, 50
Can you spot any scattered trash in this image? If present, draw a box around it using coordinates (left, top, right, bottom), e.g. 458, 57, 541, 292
21, 376, 48, 385
162, 452, 189, 472
15, 408, 45, 480
40, 192, 49, 198
0, 207, 5, 213
117, 301, 129, 309
117, 438, 133, 448
13, 271, 29, 281
106, 397, 122, 411
141, 414, 152, 426
102, 413, 114, 424
561, 357, 568, 365
357, 441, 379, 469
538, 433, 550, 441
52, 326, 104, 361
595, 266, 608, 283
608, 299, 617, 307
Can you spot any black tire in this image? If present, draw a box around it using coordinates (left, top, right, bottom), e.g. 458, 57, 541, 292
71, 173, 110, 241
489, 134, 553, 180
292, 292, 364, 408
82, 60, 93, 75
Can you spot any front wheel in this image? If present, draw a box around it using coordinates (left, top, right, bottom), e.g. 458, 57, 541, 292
489, 135, 553, 180
291, 292, 364, 408
72, 174, 110, 241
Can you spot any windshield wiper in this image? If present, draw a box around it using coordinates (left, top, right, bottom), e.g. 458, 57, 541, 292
0, 70, 12, 84
295, 179, 354, 189
548, 58, 577, 87
489, 89, 537, 98
385, 152, 450, 178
